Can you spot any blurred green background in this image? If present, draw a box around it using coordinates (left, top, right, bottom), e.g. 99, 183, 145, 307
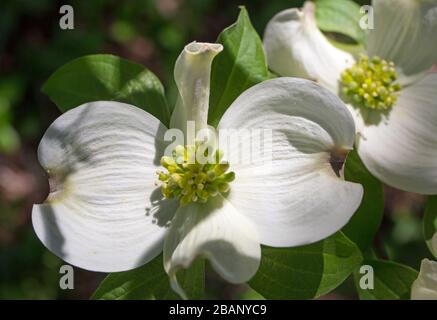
0, 0, 430, 300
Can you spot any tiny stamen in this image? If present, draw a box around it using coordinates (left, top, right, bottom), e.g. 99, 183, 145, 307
157, 144, 234, 206
340, 55, 401, 110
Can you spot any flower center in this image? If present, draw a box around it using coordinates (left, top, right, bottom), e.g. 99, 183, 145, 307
157, 144, 235, 205
340, 55, 401, 110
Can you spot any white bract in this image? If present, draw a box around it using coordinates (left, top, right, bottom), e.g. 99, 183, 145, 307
264, 0, 437, 194
411, 258, 437, 300
412, 206, 437, 300
32, 42, 363, 298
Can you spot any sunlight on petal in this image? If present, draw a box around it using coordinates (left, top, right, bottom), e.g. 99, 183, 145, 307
218, 78, 363, 247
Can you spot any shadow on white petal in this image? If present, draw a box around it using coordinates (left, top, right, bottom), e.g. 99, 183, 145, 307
33, 101, 176, 272
145, 187, 179, 228
164, 195, 261, 298
33, 205, 65, 257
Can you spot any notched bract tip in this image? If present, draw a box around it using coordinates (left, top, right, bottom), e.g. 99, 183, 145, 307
329, 147, 351, 178
273, 1, 314, 24
45, 169, 68, 203
271, 8, 301, 23
184, 41, 223, 56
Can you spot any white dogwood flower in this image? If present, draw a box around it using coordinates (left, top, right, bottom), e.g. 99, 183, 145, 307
264, 0, 437, 194
32, 42, 363, 298
411, 259, 437, 300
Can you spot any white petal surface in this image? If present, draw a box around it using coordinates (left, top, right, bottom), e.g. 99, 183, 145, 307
170, 42, 223, 135
32, 101, 178, 272
345, 103, 368, 134
263, 2, 355, 93
163, 195, 260, 298
357, 73, 437, 194
411, 259, 437, 300
218, 78, 363, 247
367, 0, 437, 82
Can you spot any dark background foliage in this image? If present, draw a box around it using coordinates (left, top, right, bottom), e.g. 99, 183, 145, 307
0, 0, 430, 299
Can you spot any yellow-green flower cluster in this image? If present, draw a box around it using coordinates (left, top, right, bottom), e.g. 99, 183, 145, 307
340, 55, 401, 110
157, 145, 235, 205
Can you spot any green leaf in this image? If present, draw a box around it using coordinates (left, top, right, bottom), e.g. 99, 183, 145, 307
342, 150, 384, 251
208, 7, 269, 126
424, 196, 437, 258
42, 54, 170, 125
248, 232, 363, 299
0, 124, 20, 153
0, 75, 24, 153
91, 255, 204, 300
315, 0, 366, 45
354, 259, 418, 300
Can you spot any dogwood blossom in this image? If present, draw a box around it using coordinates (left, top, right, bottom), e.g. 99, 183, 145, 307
411, 259, 437, 300
264, 0, 437, 194
411, 207, 437, 300
32, 42, 362, 297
